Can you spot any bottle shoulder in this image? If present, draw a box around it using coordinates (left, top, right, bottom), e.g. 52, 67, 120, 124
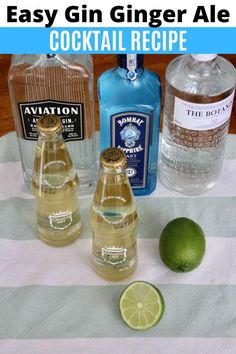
9, 54, 93, 80
98, 68, 116, 81
99, 67, 160, 83
10, 54, 92, 67
166, 55, 236, 96
92, 173, 135, 205
98, 67, 161, 103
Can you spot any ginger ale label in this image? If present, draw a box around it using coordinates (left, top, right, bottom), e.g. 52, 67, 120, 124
111, 111, 150, 188
49, 210, 72, 230
18, 100, 84, 142
101, 246, 127, 265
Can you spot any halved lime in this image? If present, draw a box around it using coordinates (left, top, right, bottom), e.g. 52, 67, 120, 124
119, 281, 165, 330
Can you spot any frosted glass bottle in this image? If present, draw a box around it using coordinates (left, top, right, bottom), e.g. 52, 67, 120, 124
32, 115, 82, 247
98, 54, 161, 196
160, 54, 236, 195
8, 54, 96, 195
90, 148, 138, 280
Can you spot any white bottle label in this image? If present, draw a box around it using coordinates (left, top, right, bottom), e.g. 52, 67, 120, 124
173, 91, 235, 131
49, 210, 72, 230
101, 246, 127, 265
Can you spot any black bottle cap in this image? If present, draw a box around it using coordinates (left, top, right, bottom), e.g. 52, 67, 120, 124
46, 54, 56, 59
117, 54, 144, 69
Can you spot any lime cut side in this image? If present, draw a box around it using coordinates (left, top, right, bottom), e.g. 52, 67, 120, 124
119, 281, 165, 330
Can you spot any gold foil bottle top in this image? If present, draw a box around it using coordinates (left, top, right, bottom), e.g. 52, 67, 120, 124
100, 148, 127, 171
37, 115, 62, 137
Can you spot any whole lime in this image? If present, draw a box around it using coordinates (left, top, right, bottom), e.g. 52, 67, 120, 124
159, 217, 206, 272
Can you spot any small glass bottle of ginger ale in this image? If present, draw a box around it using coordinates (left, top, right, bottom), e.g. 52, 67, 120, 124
90, 147, 138, 280
32, 115, 82, 246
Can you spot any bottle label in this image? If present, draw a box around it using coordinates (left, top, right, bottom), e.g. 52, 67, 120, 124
171, 91, 235, 148
173, 91, 235, 131
18, 100, 84, 142
101, 246, 127, 265
111, 111, 150, 189
49, 210, 72, 230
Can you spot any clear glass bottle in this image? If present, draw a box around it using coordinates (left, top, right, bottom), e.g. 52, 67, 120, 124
98, 54, 161, 196
160, 54, 236, 195
32, 115, 82, 247
8, 54, 96, 195
90, 147, 138, 281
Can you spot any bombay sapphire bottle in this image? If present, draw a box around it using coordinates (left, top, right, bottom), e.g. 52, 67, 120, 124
98, 54, 161, 196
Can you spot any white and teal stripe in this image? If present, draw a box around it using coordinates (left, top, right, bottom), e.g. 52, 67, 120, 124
0, 338, 235, 354
1, 197, 236, 240
0, 132, 235, 353
0, 284, 236, 338
0, 238, 235, 286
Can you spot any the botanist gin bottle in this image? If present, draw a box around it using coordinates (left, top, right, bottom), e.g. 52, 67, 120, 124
160, 54, 236, 195
8, 54, 96, 195
32, 115, 82, 247
90, 148, 138, 280
98, 54, 161, 196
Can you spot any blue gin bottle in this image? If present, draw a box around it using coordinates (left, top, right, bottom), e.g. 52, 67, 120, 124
98, 54, 161, 196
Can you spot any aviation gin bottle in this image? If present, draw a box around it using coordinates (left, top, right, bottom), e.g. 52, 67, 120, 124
90, 148, 138, 280
8, 54, 96, 195
160, 54, 236, 195
98, 54, 161, 196
32, 115, 82, 247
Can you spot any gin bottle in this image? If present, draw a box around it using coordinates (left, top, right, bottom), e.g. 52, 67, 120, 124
8, 54, 96, 195
32, 115, 82, 247
98, 54, 161, 196
160, 54, 236, 195
90, 148, 138, 281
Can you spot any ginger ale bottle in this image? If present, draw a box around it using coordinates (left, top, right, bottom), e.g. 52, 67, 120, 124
32, 115, 82, 246
90, 147, 138, 280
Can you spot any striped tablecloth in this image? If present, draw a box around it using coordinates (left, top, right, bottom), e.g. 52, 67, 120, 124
0, 132, 236, 354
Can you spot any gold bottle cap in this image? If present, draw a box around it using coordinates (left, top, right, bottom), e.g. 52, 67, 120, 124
37, 115, 62, 136
100, 148, 127, 170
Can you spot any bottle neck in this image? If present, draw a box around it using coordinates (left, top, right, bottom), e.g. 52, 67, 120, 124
35, 54, 67, 67
191, 54, 217, 62
37, 133, 64, 146
94, 168, 134, 206
185, 54, 220, 79
116, 54, 144, 81
101, 166, 127, 176
116, 66, 144, 80
98, 167, 129, 188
